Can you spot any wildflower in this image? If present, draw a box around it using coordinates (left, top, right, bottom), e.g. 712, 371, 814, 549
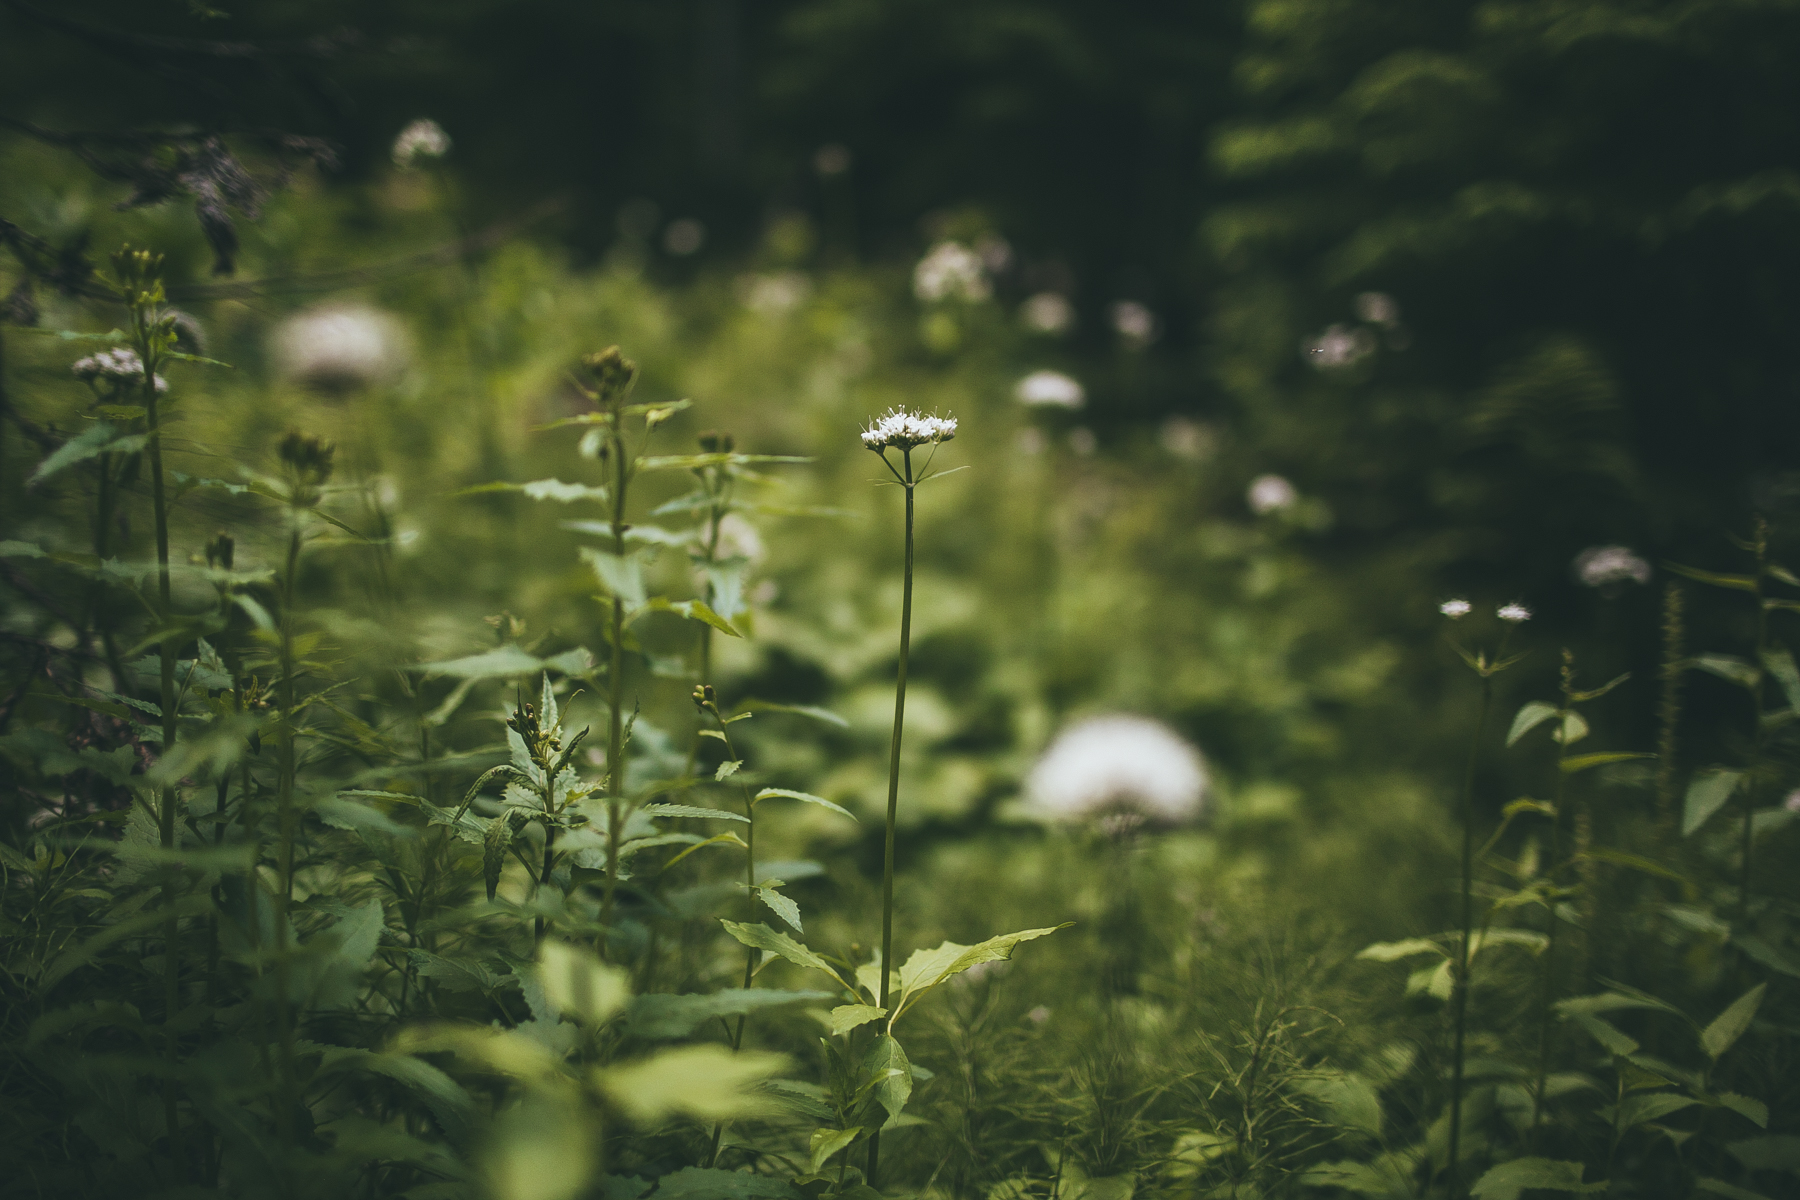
1023, 714, 1208, 826
391, 118, 451, 167
1439, 599, 1472, 619
1247, 474, 1298, 514
1573, 545, 1652, 588
1355, 292, 1400, 326
1304, 323, 1375, 369
1111, 300, 1158, 346
72, 347, 165, 391
860, 408, 957, 451
1497, 603, 1532, 623
272, 304, 408, 390
912, 241, 990, 303
1021, 292, 1074, 334
1014, 369, 1085, 408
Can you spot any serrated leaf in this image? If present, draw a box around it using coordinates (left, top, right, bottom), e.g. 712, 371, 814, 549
809, 1126, 863, 1175
756, 885, 803, 933
863, 1035, 912, 1124
641, 802, 748, 824
1616, 1093, 1698, 1128
483, 811, 520, 901
715, 759, 742, 782
1715, 1093, 1769, 1128
719, 921, 849, 990
1568, 1012, 1640, 1056
1684, 768, 1744, 836
894, 926, 1068, 1016
828, 1004, 886, 1035
1508, 701, 1559, 747
1701, 984, 1766, 1060
754, 788, 856, 820
539, 940, 630, 1025
29, 423, 149, 488
1293, 1070, 1383, 1136
1469, 1158, 1605, 1199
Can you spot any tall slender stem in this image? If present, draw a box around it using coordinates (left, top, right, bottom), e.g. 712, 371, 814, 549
704, 704, 757, 1168
868, 448, 916, 1186
273, 522, 302, 1139
601, 402, 631, 951
1446, 670, 1492, 1199
1742, 520, 1768, 921
1530, 668, 1573, 1148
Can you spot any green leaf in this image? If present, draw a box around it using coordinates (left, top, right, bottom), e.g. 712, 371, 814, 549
1357, 938, 1445, 962
538, 940, 630, 1025
1715, 1093, 1769, 1128
0, 540, 47, 558
1507, 701, 1559, 747
40, 893, 212, 989
828, 1004, 886, 1035
1561, 752, 1654, 774
714, 759, 742, 782
417, 644, 546, 679
458, 478, 609, 503
582, 548, 647, 609
1557, 710, 1590, 745
738, 701, 850, 728
29, 423, 148, 488
1693, 654, 1761, 688
863, 1035, 912, 1124
599, 1045, 789, 1123
1293, 1070, 1383, 1136
1666, 563, 1758, 593
809, 1126, 863, 1175
756, 885, 803, 933
1616, 1093, 1697, 1129
1469, 1158, 1606, 1199
1683, 768, 1744, 836
1701, 984, 1766, 1060
626, 989, 835, 1039
754, 788, 856, 820
641, 802, 748, 824
645, 1167, 799, 1200
719, 921, 850, 990
1760, 646, 1800, 709
1567, 1012, 1639, 1056
893, 926, 1069, 1016
1732, 933, 1800, 978
484, 811, 521, 901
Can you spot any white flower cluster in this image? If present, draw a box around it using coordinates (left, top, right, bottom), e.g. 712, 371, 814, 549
273, 305, 408, 390
860, 408, 957, 451
1247, 474, 1298, 514
391, 118, 451, 167
1305, 323, 1375, 370
1021, 292, 1073, 334
1573, 545, 1652, 588
1014, 369, 1085, 408
1498, 602, 1532, 623
1440, 599, 1472, 619
72, 347, 165, 391
1024, 715, 1208, 827
912, 241, 990, 303
1111, 300, 1158, 347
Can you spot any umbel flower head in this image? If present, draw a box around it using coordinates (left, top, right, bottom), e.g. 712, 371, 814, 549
1497, 602, 1533, 623
860, 407, 957, 451
1439, 599, 1472, 619
1024, 714, 1208, 830
73, 347, 166, 391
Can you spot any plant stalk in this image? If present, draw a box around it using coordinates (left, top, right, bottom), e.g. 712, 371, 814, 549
1445, 669, 1492, 1199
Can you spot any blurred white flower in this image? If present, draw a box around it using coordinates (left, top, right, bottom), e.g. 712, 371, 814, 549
1014, 369, 1085, 408
272, 305, 408, 390
1573, 545, 1652, 588
663, 218, 706, 256
1355, 292, 1399, 326
1497, 603, 1532, 623
813, 143, 852, 176
861, 408, 957, 451
1159, 418, 1216, 462
1067, 427, 1098, 456
391, 118, 451, 167
1111, 300, 1158, 346
1439, 599, 1472, 619
1785, 789, 1800, 813
1021, 292, 1075, 334
712, 512, 763, 565
1024, 714, 1208, 826
975, 234, 1013, 274
72, 347, 165, 391
737, 271, 812, 314
1247, 474, 1298, 514
1305, 323, 1375, 369
913, 241, 990, 303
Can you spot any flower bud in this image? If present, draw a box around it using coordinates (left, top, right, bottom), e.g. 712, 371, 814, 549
582, 346, 639, 402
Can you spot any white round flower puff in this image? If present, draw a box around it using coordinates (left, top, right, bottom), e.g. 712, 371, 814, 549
272, 304, 409, 391
860, 407, 958, 451
1024, 714, 1208, 827
73, 347, 166, 391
